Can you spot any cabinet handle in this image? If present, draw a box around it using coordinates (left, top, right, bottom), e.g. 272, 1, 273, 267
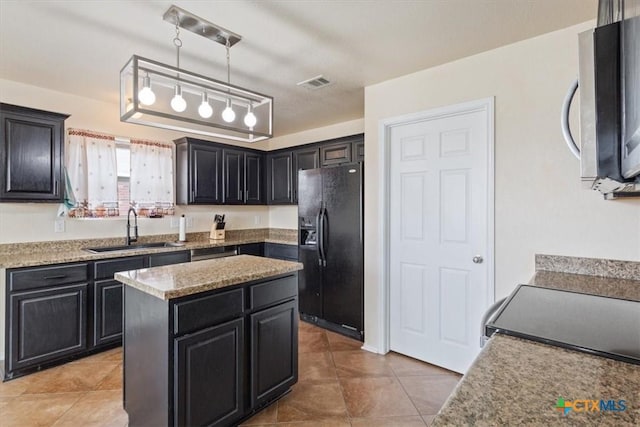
191, 190, 195, 201
54, 180, 59, 195
245, 189, 249, 201
43, 274, 67, 280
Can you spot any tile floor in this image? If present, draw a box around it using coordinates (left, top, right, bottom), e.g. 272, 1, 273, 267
0, 321, 461, 426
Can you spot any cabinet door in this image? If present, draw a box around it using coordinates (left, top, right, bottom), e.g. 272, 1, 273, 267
267, 151, 293, 204
352, 140, 364, 163
245, 152, 264, 204
190, 143, 222, 204
320, 142, 352, 167
93, 280, 123, 347
175, 318, 244, 427
250, 300, 298, 407
292, 147, 319, 203
223, 149, 245, 204
0, 105, 67, 202
8, 284, 88, 373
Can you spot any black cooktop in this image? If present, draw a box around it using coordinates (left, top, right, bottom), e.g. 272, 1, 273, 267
485, 285, 640, 365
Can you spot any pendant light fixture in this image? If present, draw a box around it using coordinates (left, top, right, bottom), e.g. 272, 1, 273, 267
120, 5, 273, 143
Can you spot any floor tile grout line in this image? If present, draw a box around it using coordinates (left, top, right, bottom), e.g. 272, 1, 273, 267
46, 392, 85, 427
394, 370, 427, 425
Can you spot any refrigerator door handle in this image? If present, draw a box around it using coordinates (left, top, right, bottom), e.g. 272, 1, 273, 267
321, 207, 328, 267
317, 208, 324, 266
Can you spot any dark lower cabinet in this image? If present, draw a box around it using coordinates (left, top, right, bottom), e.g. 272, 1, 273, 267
175, 318, 245, 427
122, 272, 299, 426
250, 300, 298, 407
238, 243, 265, 256
8, 284, 87, 373
93, 280, 123, 347
265, 243, 298, 261
4, 252, 192, 380
148, 250, 190, 267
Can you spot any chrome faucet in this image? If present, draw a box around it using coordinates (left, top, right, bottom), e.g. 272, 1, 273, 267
126, 207, 138, 245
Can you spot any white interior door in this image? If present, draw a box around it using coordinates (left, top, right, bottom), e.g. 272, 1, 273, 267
388, 103, 492, 374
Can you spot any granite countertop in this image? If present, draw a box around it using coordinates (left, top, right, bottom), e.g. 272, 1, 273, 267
433, 334, 639, 426
0, 229, 297, 269
432, 255, 640, 426
114, 254, 303, 300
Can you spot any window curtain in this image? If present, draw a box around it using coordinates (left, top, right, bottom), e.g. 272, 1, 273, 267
66, 129, 118, 217
129, 139, 175, 216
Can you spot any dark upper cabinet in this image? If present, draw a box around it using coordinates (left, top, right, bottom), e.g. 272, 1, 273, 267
292, 147, 320, 203
174, 318, 244, 427
175, 139, 222, 204
223, 148, 245, 204
223, 148, 265, 205
353, 141, 364, 163
0, 103, 69, 202
320, 141, 352, 167
250, 300, 298, 407
267, 151, 293, 204
245, 152, 264, 204
176, 137, 265, 206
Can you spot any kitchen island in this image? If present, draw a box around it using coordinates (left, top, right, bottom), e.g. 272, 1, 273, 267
432, 255, 640, 426
114, 255, 303, 427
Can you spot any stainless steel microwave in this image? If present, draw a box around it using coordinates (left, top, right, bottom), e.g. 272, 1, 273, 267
562, 3, 640, 199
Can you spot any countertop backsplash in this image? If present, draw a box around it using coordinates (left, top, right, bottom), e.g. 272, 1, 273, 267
535, 254, 640, 280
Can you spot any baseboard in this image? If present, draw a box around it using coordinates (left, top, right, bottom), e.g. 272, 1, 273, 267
360, 344, 384, 354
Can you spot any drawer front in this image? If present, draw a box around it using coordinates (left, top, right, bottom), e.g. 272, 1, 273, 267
265, 243, 298, 261
9, 263, 89, 292
148, 251, 190, 267
250, 275, 297, 311
173, 288, 244, 336
94, 256, 146, 280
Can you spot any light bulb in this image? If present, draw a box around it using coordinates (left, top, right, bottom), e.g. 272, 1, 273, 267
222, 100, 236, 123
138, 75, 155, 106
170, 85, 187, 112
198, 93, 213, 118
244, 105, 257, 128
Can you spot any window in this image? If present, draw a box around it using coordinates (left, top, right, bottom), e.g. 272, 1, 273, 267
116, 140, 131, 217
65, 129, 174, 218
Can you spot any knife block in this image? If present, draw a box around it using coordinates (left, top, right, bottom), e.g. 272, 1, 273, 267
210, 225, 225, 240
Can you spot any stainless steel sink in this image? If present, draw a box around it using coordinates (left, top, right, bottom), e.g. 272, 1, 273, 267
84, 242, 184, 253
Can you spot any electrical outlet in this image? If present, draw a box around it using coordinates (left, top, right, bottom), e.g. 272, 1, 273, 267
54, 218, 65, 233
186, 217, 194, 228
170, 217, 179, 228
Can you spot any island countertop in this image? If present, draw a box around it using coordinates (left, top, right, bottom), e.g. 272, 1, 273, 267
114, 254, 303, 300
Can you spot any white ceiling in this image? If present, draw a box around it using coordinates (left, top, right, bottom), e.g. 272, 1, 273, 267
0, 0, 596, 137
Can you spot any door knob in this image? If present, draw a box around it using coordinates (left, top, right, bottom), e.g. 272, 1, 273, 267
472, 255, 484, 264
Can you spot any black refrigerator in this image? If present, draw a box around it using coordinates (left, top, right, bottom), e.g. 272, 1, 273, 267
298, 163, 363, 340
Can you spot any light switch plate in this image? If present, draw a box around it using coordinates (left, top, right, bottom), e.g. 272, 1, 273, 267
54, 218, 65, 233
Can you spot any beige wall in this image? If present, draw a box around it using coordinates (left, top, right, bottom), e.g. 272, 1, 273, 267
363, 21, 640, 351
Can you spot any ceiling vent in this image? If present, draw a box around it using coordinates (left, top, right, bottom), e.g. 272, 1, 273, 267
297, 75, 332, 90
